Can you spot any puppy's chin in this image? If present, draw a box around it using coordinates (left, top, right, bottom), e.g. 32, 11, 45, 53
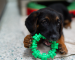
43, 39, 52, 47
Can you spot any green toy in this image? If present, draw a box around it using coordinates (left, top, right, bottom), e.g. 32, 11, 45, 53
30, 33, 59, 60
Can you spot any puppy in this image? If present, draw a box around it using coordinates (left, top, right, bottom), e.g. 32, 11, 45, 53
49, 3, 72, 28
23, 7, 68, 60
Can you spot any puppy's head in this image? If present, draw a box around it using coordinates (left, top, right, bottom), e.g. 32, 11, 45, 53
25, 8, 63, 46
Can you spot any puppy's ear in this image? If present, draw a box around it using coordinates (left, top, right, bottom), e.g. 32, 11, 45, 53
25, 11, 39, 35
58, 13, 64, 36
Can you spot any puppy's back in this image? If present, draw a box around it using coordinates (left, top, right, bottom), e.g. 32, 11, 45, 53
49, 3, 72, 28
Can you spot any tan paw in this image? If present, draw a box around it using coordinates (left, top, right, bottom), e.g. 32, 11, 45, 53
23, 35, 32, 48
58, 44, 68, 55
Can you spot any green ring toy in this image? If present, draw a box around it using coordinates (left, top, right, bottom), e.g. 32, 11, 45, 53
30, 33, 59, 60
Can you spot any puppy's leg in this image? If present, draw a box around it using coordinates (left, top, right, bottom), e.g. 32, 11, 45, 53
64, 20, 71, 29
56, 35, 68, 54
23, 35, 32, 48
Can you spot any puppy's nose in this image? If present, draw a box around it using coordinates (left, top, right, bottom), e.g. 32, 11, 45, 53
51, 35, 57, 40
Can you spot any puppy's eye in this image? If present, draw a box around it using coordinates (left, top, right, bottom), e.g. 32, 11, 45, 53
57, 19, 60, 26
41, 20, 47, 24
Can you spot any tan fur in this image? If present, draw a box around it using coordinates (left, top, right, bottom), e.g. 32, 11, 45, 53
56, 35, 68, 54
23, 35, 32, 48
45, 16, 50, 20
56, 16, 59, 20
64, 21, 71, 28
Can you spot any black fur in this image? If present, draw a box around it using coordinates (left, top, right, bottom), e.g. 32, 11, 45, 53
48, 3, 72, 27
25, 7, 63, 41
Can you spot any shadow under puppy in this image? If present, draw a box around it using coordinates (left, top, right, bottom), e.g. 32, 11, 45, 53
23, 7, 68, 59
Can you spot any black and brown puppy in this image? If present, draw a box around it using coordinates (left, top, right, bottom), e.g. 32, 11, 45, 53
49, 3, 72, 28
24, 7, 68, 56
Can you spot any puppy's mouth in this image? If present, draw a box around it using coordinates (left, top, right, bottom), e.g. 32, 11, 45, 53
43, 39, 52, 46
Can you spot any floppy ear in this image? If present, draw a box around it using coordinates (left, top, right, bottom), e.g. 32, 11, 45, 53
25, 11, 39, 36
58, 13, 64, 37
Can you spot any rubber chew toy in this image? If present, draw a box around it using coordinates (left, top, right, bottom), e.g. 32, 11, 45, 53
30, 33, 59, 60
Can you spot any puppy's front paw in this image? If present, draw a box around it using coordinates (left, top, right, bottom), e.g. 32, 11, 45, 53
23, 35, 32, 48
58, 44, 68, 55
